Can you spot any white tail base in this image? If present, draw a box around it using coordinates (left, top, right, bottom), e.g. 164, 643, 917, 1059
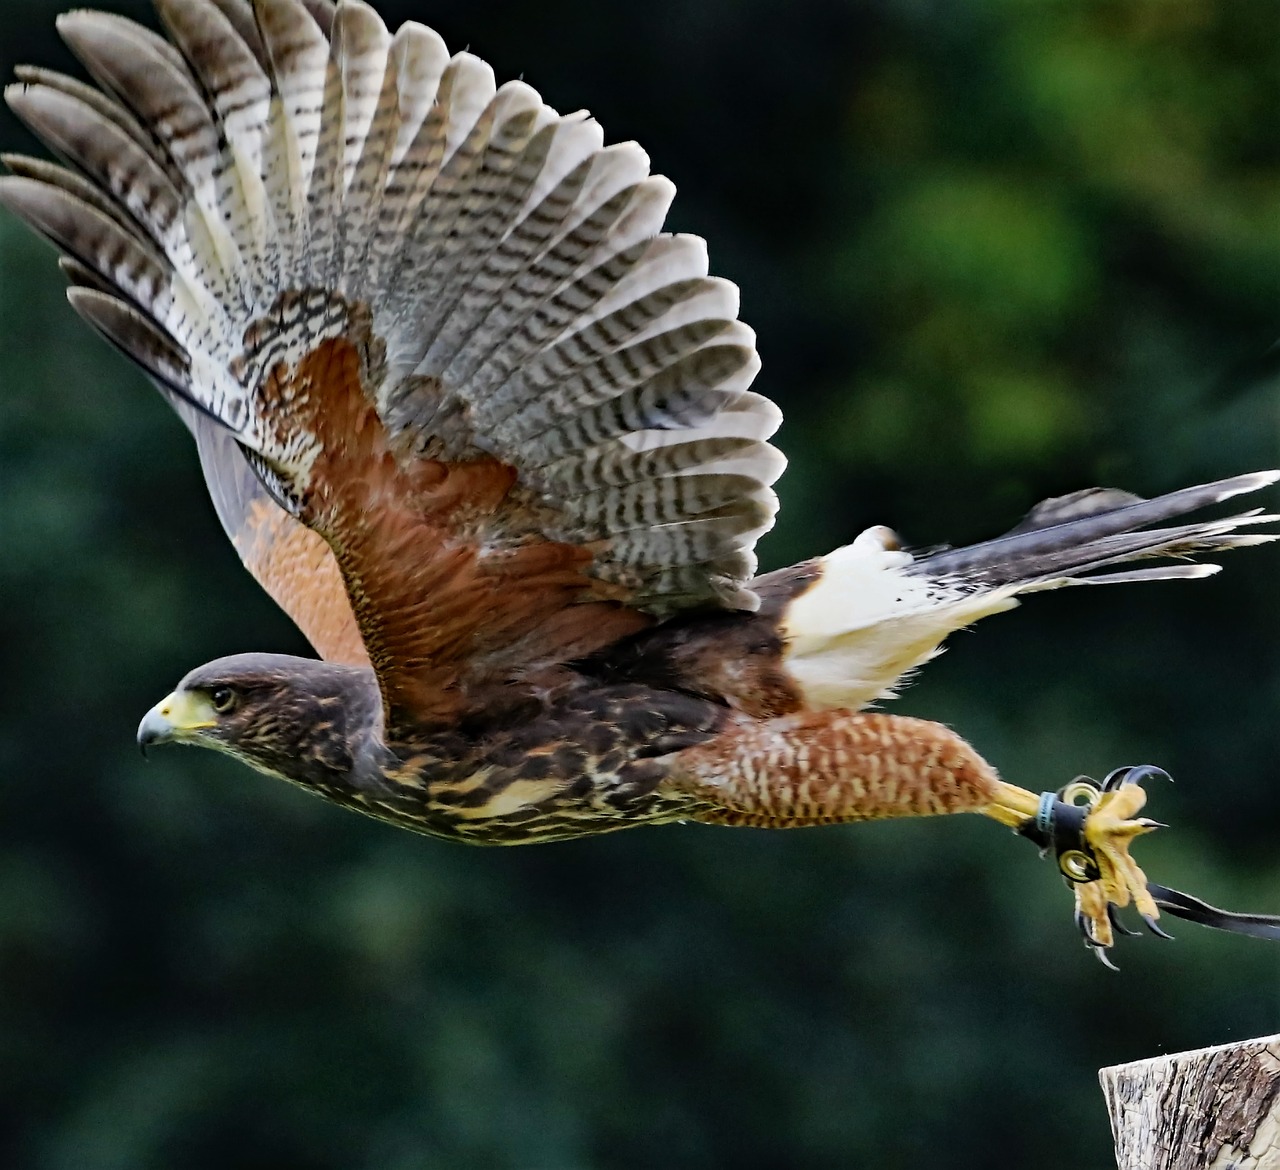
779, 527, 1019, 711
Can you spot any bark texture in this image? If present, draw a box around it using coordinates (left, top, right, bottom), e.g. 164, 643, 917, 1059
1101, 1035, 1280, 1169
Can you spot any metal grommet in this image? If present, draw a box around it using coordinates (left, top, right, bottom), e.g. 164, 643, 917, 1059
1059, 779, 1100, 808
1058, 849, 1097, 884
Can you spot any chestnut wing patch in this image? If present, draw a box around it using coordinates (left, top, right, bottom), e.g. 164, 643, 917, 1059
265, 333, 650, 726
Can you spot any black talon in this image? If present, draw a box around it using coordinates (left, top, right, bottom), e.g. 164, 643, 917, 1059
1074, 908, 1099, 946
1107, 904, 1141, 938
1102, 764, 1172, 792
1091, 944, 1120, 972
1141, 913, 1175, 940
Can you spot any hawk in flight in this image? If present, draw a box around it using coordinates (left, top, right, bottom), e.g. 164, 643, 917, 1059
4, 0, 1278, 962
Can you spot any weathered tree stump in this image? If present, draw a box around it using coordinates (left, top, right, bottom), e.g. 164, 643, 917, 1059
1100, 1035, 1280, 1169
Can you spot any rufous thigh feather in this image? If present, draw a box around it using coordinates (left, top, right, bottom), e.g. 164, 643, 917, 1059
670, 711, 1001, 828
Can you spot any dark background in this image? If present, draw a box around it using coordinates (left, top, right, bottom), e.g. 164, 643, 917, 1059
3, 1, 1280, 1167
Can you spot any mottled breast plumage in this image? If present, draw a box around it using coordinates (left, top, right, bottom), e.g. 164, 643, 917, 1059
312, 673, 731, 845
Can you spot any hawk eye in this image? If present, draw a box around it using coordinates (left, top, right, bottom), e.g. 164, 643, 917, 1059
209, 686, 237, 713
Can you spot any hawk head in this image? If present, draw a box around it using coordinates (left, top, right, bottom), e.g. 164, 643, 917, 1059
136, 654, 381, 784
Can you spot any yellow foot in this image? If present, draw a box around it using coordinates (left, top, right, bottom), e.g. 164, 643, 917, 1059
1070, 782, 1169, 964
985, 767, 1170, 967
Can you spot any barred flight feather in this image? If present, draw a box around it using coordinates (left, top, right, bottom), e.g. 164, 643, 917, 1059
203, 0, 270, 63
10, 66, 168, 180
58, 254, 119, 297
4, 85, 184, 244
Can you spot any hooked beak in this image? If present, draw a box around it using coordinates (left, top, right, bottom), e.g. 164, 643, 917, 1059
136, 690, 216, 757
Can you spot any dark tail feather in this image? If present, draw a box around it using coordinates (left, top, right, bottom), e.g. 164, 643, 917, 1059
911, 471, 1279, 589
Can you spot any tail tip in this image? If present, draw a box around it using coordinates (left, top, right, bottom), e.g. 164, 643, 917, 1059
1233, 469, 1280, 494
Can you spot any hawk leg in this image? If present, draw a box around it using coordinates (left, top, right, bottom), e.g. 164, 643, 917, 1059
669, 711, 1163, 957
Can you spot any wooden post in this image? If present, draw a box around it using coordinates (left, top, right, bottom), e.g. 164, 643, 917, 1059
1100, 1035, 1280, 1169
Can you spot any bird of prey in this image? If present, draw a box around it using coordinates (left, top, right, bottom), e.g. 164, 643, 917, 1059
3, 0, 1278, 963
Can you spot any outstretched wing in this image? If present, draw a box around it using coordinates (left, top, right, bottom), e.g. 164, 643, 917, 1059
0, 0, 784, 727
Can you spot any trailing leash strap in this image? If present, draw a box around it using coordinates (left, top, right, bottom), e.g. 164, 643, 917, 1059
1147, 883, 1280, 942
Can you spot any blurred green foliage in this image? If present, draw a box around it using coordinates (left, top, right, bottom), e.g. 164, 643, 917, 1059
2, 1, 1280, 1167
